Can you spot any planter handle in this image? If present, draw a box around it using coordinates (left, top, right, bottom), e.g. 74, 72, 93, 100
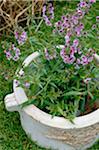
4, 93, 18, 112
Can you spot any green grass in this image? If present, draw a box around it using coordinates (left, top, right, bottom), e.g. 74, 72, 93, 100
0, 1, 99, 150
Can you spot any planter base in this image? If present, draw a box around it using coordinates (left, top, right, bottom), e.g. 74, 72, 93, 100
20, 108, 99, 150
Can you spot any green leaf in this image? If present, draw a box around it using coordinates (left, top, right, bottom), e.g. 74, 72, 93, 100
57, 106, 65, 117
63, 91, 85, 97
88, 91, 94, 100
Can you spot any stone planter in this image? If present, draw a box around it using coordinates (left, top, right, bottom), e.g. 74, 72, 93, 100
4, 52, 99, 150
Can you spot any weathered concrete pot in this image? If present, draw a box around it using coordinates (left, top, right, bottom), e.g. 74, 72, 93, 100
5, 52, 99, 150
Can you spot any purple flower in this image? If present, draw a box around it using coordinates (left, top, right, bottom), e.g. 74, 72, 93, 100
14, 31, 19, 40
77, 47, 82, 54
13, 55, 19, 61
5, 51, 12, 60
81, 55, 88, 65
65, 35, 70, 46
49, 55, 53, 60
42, 0, 96, 69
42, 5, 46, 16
4, 44, 20, 61
84, 78, 91, 84
73, 39, 79, 47
88, 56, 93, 62
89, 0, 96, 3
60, 46, 76, 65
63, 22, 70, 29
80, 1, 87, 8
75, 23, 84, 36
72, 15, 78, 25
53, 29, 56, 34
63, 55, 70, 64
21, 31, 27, 39
96, 16, 99, 22
92, 24, 96, 30
61, 15, 65, 20
43, 3, 54, 26
79, 23, 84, 30
49, 3, 54, 19
86, 3, 91, 9
18, 31, 27, 45
14, 30, 27, 45
77, 9, 85, 18
62, 23, 67, 28
70, 46, 75, 55
6, 51, 12, 60
60, 47, 68, 63
12, 44, 21, 56
67, 31, 72, 37
75, 27, 81, 36
45, 48, 56, 60
44, 16, 52, 26
16, 48, 21, 56
46, 20, 52, 26
60, 48, 66, 58
69, 55, 76, 64
24, 82, 30, 88
55, 21, 62, 27
77, 58, 81, 64
45, 48, 50, 60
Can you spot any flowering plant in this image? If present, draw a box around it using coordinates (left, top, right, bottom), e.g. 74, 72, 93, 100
2, 26, 27, 62
15, 0, 98, 121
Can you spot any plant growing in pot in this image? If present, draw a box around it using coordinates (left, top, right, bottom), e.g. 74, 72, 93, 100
5, 0, 99, 150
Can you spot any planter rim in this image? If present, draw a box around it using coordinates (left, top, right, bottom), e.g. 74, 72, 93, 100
14, 51, 99, 129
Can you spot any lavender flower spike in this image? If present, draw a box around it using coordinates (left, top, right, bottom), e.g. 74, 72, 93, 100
89, 0, 96, 3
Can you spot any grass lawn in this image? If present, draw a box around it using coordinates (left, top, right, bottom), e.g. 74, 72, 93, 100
0, 1, 99, 149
